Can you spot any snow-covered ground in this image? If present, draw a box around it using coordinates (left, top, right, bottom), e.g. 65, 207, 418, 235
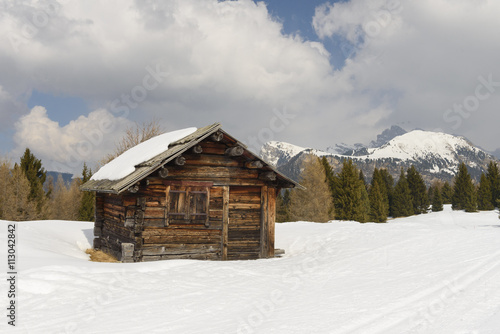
2, 205, 500, 334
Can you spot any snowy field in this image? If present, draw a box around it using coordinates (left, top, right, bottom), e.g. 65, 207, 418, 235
2, 205, 500, 334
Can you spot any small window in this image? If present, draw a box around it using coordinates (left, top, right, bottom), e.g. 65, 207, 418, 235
189, 191, 208, 220
168, 187, 209, 225
169, 190, 187, 219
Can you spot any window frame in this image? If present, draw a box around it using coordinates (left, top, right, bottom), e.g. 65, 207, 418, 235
167, 186, 210, 226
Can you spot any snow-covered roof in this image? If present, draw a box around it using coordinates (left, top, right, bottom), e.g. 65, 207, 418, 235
91, 127, 197, 181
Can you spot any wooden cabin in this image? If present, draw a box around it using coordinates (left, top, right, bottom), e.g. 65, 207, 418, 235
81, 123, 301, 262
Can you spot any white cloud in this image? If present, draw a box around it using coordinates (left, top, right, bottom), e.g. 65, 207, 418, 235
0, 0, 334, 101
13, 106, 133, 174
313, 0, 403, 42
0, 0, 347, 153
1, 0, 500, 167
313, 0, 500, 150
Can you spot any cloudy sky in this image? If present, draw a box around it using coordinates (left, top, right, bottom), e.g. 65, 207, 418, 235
1, 0, 499, 175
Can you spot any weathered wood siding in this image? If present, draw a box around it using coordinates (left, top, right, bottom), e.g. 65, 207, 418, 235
96, 193, 135, 260
138, 183, 223, 261
227, 186, 261, 260
95, 137, 277, 261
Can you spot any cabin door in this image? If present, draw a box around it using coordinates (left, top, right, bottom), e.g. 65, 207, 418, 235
226, 186, 262, 260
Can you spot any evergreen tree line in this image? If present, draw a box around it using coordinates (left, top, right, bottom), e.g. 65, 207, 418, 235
277, 157, 500, 223
0, 148, 94, 222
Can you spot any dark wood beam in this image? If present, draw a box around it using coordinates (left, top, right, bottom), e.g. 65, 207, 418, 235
159, 167, 169, 178
174, 156, 186, 166
192, 145, 203, 154
259, 171, 276, 181
245, 160, 264, 169
225, 146, 244, 157
210, 131, 223, 142
128, 184, 139, 193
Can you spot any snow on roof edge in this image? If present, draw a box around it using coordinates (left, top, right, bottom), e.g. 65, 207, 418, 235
91, 127, 197, 181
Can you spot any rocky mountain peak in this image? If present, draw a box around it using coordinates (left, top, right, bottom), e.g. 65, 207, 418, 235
369, 125, 407, 148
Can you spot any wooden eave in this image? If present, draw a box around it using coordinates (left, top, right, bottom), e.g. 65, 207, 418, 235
81, 122, 303, 194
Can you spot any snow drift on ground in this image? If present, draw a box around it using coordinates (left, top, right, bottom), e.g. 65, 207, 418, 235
2, 206, 500, 334
91, 127, 197, 181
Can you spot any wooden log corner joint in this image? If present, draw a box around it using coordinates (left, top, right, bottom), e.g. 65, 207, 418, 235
225, 146, 244, 157
159, 166, 168, 178
80, 123, 302, 262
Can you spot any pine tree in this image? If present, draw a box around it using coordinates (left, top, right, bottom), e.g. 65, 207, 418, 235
441, 181, 453, 204
427, 185, 434, 205
356, 180, 370, 223
486, 161, 500, 208
320, 156, 335, 197
431, 186, 443, 212
477, 173, 494, 210
452, 162, 477, 212
359, 170, 367, 189
78, 163, 95, 221
379, 168, 394, 216
50, 176, 82, 220
19, 148, 48, 217
371, 168, 390, 217
288, 155, 334, 222
406, 165, 429, 214
392, 168, 413, 218
276, 189, 291, 222
45, 174, 54, 200
369, 180, 387, 222
465, 190, 478, 212
3, 164, 37, 221
333, 159, 369, 223
0, 161, 10, 219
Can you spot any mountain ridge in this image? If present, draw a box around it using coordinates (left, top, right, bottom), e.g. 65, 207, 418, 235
260, 127, 498, 184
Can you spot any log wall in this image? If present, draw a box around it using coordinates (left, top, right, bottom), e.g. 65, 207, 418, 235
227, 186, 261, 260
95, 138, 277, 261
138, 183, 224, 261
95, 193, 135, 260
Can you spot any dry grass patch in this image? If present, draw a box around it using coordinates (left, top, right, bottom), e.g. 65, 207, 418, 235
85, 249, 120, 263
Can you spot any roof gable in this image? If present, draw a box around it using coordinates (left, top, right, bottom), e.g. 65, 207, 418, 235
81, 123, 301, 193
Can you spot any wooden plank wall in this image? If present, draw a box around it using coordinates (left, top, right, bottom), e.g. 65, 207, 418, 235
139, 140, 265, 261
139, 184, 223, 261
227, 186, 261, 260
93, 194, 105, 249
166, 142, 266, 187
266, 187, 276, 258
98, 194, 135, 260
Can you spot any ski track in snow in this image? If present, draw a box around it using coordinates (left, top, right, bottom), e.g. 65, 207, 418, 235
330, 250, 500, 334
1, 206, 500, 334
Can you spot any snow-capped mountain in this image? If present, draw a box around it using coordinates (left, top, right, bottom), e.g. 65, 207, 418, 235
259, 141, 317, 167
325, 142, 365, 155
260, 128, 498, 184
